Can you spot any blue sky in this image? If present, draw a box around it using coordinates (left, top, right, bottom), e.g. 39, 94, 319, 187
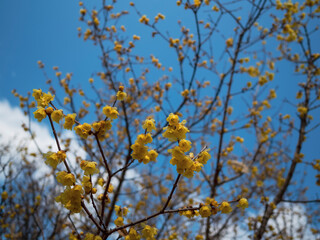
0, 0, 319, 214
0, 0, 99, 102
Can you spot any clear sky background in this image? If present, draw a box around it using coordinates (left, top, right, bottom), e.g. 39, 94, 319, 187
0, 0, 319, 203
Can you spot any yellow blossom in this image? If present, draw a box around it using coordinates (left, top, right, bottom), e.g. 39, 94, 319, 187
32, 89, 54, 107
114, 217, 124, 226
297, 106, 308, 116
142, 118, 156, 132
75, 123, 92, 139
237, 198, 249, 209
80, 160, 99, 175
51, 109, 63, 123
33, 108, 47, 122
44, 151, 66, 169
147, 149, 158, 162
125, 228, 140, 240
141, 225, 158, 239
63, 113, 76, 130
1, 191, 8, 201
197, 150, 211, 164
55, 185, 83, 213
131, 142, 148, 161
226, 38, 233, 48
178, 139, 192, 152
220, 201, 232, 214
103, 105, 119, 120
56, 171, 76, 186
199, 205, 211, 217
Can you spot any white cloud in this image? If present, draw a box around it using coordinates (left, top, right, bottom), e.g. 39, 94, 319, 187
0, 99, 86, 179
220, 202, 313, 239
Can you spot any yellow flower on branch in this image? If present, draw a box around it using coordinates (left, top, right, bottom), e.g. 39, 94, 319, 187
102, 105, 119, 120
237, 198, 249, 209
51, 109, 63, 123
80, 160, 99, 175
142, 118, 156, 132
32, 89, 54, 107
56, 171, 76, 186
55, 185, 83, 213
220, 201, 232, 214
75, 123, 92, 139
63, 113, 76, 130
33, 108, 47, 122
44, 151, 66, 169
199, 205, 211, 218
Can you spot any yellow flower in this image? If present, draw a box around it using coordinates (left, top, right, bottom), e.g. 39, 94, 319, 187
63, 113, 76, 130
147, 149, 158, 162
116, 91, 127, 101
142, 118, 156, 132
237, 198, 249, 209
178, 139, 192, 152
114, 217, 124, 226
194, 0, 201, 7
297, 106, 308, 116
220, 201, 232, 214
166, 113, 180, 126
32, 89, 54, 107
55, 185, 83, 213
114, 41, 122, 53
97, 178, 104, 186
75, 123, 92, 139
197, 150, 211, 164
80, 160, 99, 175
115, 205, 129, 217
195, 235, 204, 240
83, 233, 102, 240
136, 133, 153, 145
1, 191, 8, 201
131, 143, 148, 161
82, 176, 92, 194
44, 151, 66, 169
226, 38, 233, 48
141, 225, 158, 239
32, 89, 42, 101
56, 171, 76, 186
125, 228, 140, 240
199, 205, 211, 217
181, 89, 189, 97
33, 108, 47, 122
51, 109, 63, 123
102, 105, 119, 120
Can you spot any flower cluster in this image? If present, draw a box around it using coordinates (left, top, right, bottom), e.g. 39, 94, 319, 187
80, 160, 99, 175
56, 171, 76, 186
32, 89, 54, 108
64, 113, 77, 130
125, 228, 140, 240
142, 117, 156, 132
114, 205, 129, 227
116, 86, 127, 101
83, 233, 102, 240
74, 123, 92, 139
162, 113, 189, 142
141, 225, 158, 240
44, 151, 66, 169
103, 105, 119, 120
169, 142, 211, 178
131, 118, 158, 164
92, 120, 112, 140
55, 185, 83, 213
82, 176, 93, 194
197, 198, 219, 218
131, 133, 158, 164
